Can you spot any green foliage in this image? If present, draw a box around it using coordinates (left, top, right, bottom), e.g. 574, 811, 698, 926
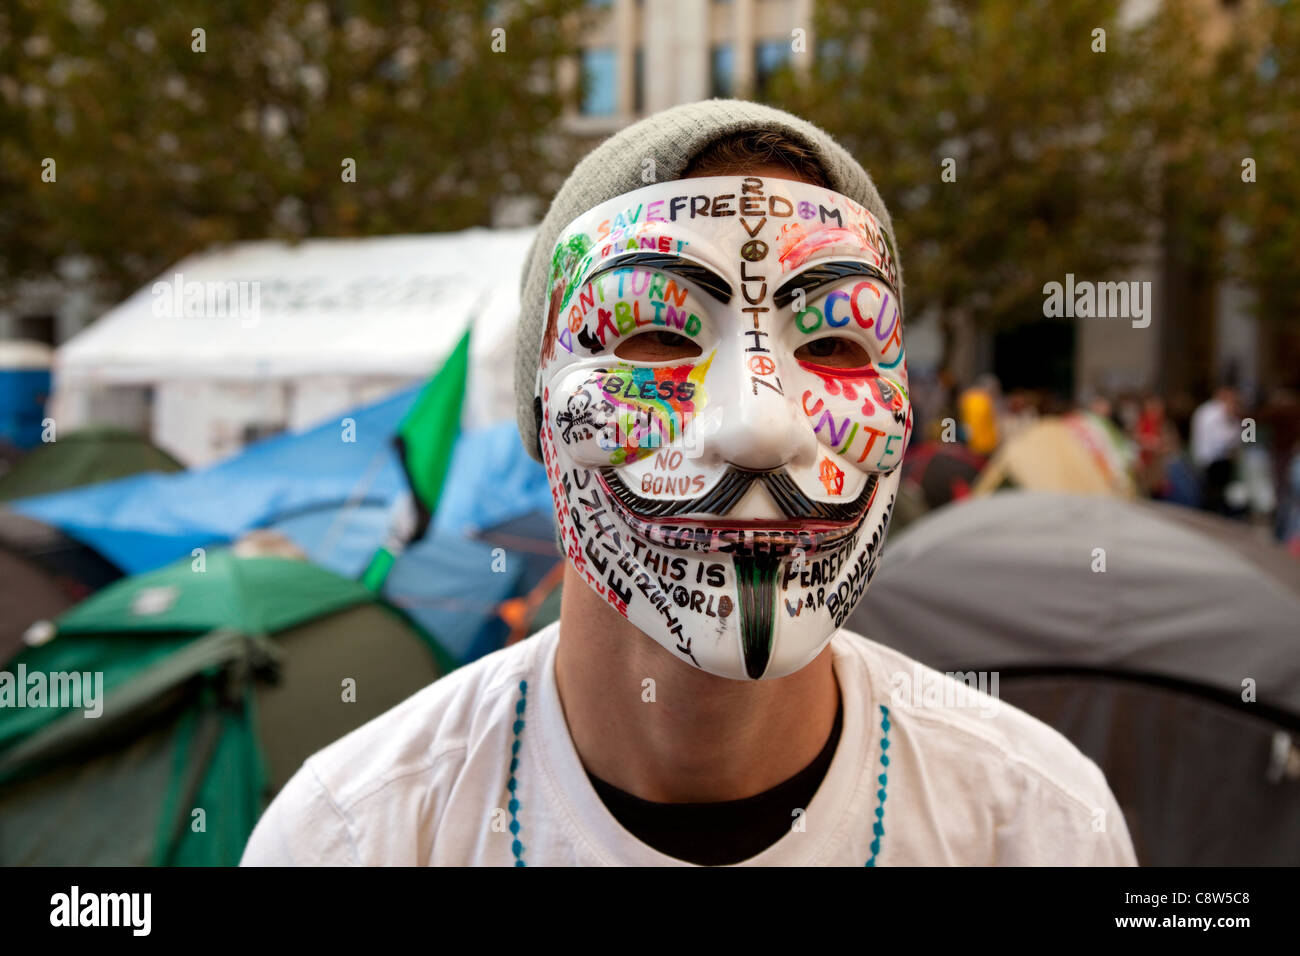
0, 0, 586, 305
767, 0, 1297, 364
773, 0, 1151, 349
4, 0, 1295, 347
1232, 0, 1300, 325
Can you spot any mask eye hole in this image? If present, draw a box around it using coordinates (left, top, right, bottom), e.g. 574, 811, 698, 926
614, 330, 702, 362
795, 337, 871, 370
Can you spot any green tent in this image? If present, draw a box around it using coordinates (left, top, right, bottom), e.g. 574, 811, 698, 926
0, 549, 453, 865
0, 426, 183, 502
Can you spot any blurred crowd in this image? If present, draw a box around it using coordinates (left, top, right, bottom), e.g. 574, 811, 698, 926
905, 370, 1300, 554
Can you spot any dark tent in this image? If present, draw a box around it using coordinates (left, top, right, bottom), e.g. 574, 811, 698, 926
849, 491, 1300, 865
0, 508, 123, 592
0, 548, 74, 665
0, 550, 450, 865
0, 509, 123, 665
0, 426, 183, 503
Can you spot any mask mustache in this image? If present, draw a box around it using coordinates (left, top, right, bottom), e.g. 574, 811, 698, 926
600, 466, 877, 522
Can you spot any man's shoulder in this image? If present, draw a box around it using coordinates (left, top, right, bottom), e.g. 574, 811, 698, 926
831, 627, 1111, 814
242, 628, 555, 865
302, 625, 554, 814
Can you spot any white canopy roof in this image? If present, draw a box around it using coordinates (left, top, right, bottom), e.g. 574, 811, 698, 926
56, 227, 537, 384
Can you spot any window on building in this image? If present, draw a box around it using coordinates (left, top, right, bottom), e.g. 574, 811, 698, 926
817, 37, 846, 63
15, 314, 56, 346
1257, 49, 1279, 83
96, 384, 153, 434
710, 44, 734, 98
634, 46, 645, 114
242, 421, 287, 445
580, 48, 618, 116
754, 40, 790, 97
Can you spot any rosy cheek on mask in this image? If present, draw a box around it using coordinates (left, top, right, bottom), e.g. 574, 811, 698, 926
790, 283, 910, 474
798, 375, 910, 472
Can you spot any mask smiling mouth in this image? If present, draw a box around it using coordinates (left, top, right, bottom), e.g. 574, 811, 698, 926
597, 466, 878, 557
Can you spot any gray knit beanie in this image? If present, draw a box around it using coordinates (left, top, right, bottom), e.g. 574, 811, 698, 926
515, 98, 901, 462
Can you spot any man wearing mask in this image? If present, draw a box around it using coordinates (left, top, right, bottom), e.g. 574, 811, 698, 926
242, 100, 1135, 867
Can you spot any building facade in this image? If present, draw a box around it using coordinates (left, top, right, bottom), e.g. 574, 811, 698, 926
559, 0, 1291, 410
563, 0, 814, 135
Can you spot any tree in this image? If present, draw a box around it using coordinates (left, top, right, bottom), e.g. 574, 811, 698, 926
1130, 0, 1241, 400
1123, 0, 1297, 396
0, 0, 587, 307
770, 0, 1158, 380
1230, 0, 1300, 389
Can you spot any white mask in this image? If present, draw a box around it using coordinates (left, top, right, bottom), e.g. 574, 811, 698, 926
535, 175, 910, 680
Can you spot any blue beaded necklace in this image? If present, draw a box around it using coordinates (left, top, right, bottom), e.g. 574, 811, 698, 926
505, 680, 528, 866
506, 681, 891, 867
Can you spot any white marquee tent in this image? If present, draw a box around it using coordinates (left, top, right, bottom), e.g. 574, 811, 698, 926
51, 228, 536, 465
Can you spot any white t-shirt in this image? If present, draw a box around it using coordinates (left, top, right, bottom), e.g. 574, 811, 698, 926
240, 622, 1136, 866
1191, 398, 1238, 467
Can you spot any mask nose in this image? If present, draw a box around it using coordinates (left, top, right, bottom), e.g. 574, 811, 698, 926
702, 348, 818, 472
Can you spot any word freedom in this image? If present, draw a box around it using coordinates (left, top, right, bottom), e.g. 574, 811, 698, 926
50, 886, 151, 936
1042, 274, 1152, 328
0, 664, 103, 718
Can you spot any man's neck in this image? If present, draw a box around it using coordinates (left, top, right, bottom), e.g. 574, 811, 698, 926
553, 564, 840, 804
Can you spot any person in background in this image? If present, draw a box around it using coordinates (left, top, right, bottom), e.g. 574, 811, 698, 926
1087, 393, 1116, 429
1256, 387, 1300, 542
999, 389, 1039, 445
1134, 395, 1175, 498
1115, 393, 1141, 436
1190, 385, 1242, 516
958, 373, 1001, 456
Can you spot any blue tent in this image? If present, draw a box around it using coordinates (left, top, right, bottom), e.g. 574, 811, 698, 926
268, 502, 393, 579
13, 388, 552, 576
267, 425, 555, 665
383, 530, 526, 664
263, 501, 529, 663
12, 386, 416, 572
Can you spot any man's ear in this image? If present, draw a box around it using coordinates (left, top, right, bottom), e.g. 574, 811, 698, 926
533, 395, 544, 460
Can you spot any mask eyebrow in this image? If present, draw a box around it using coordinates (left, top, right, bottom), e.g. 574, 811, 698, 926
587, 251, 733, 305
773, 260, 893, 310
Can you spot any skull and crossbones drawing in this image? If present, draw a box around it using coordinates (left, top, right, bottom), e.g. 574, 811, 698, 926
556, 389, 614, 444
